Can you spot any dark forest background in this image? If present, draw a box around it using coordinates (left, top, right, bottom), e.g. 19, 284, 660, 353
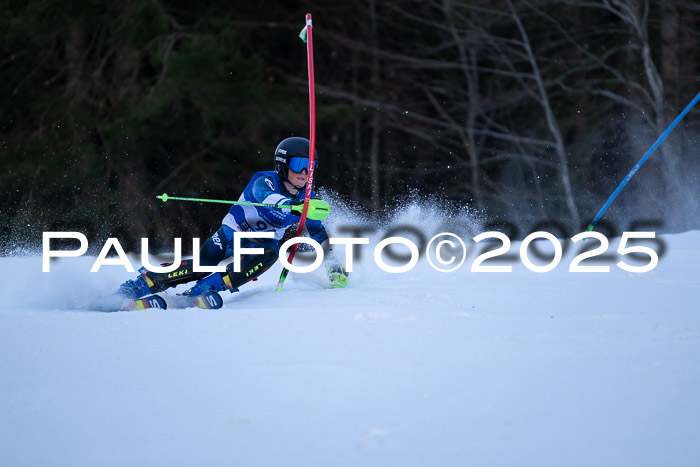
1, 0, 699, 252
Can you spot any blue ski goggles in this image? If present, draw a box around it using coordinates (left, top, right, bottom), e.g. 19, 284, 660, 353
288, 156, 310, 173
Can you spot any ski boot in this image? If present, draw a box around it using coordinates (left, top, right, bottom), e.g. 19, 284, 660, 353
182, 272, 238, 297
182, 251, 278, 297
116, 261, 208, 299
326, 262, 349, 288
116, 267, 155, 299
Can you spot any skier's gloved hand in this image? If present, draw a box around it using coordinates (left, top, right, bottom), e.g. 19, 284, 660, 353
289, 201, 305, 216
325, 261, 348, 288
288, 199, 330, 220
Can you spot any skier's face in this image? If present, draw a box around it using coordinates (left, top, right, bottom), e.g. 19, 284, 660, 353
288, 167, 308, 188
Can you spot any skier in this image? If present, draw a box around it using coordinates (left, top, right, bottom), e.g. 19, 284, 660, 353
117, 136, 347, 301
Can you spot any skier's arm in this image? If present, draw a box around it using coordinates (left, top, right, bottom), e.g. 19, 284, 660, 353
249, 176, 321, 216
306, 219, 329, 245
250, 176, 292, 207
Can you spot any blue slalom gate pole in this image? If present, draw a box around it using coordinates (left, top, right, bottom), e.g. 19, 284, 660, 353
586, 90, 700, 232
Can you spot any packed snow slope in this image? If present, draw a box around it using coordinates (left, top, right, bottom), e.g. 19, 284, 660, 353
1, 216, 699, 466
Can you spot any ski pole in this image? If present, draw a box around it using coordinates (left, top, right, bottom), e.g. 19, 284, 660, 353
586, 90, 700, 232
276, 13, 317, 292
155, 193, 330, 220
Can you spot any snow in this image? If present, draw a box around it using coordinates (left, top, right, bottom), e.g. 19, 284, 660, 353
1, 227, 700, 466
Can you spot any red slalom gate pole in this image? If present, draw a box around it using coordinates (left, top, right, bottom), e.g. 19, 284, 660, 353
276, 13, 316, 291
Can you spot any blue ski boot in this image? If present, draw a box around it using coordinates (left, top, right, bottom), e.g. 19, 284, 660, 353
182, 272, 238, 297
116, 269, 153, 299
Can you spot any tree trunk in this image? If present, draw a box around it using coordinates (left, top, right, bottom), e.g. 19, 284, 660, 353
369, 0, 382, 211
660, 1, 680, 108
443, 0, 481, 209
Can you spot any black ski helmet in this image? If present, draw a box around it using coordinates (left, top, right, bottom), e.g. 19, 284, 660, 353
274, 136, 317, 180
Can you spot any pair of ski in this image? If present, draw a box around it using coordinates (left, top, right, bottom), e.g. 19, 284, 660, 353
126, 291, 223, 311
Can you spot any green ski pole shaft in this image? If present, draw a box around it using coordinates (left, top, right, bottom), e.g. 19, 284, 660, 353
156, 193, 329, 221
157, 193, 283, 211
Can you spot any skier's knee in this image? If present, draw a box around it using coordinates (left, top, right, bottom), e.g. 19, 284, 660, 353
225, 250, 278, 290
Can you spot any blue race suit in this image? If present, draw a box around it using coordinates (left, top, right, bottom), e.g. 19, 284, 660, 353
198, 170, 329, 266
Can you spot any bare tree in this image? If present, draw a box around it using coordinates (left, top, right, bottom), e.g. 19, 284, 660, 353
505, 0, 580, 227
